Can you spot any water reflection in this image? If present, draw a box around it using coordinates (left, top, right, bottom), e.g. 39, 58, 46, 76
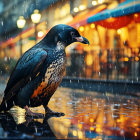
0, 112, 56, 139
0, 87, 139, 139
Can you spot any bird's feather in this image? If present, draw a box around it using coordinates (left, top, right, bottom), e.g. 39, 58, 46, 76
2, 48, 48, 106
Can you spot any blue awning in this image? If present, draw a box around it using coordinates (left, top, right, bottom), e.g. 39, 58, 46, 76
87, 0, 140, 23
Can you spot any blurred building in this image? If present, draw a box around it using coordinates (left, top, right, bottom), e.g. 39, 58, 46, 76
0, 0, 140, 81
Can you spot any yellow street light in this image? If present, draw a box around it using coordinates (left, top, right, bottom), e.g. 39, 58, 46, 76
79, 5, 86, 11
92, 1, 98, 6
17, 16, 26, 29
90, 23, 95, 29
79, 26, 84, 32
31, 9, 41, 24
73, 7, 79, 13
38, 31, 44, 38
31, 9, 41, 43
98, 0, 104, 4
17, 16, 26, 57
117, 29, 121, 34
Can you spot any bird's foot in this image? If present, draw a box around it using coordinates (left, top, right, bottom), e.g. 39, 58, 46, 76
24, 106, 44, 118
45, 106, 65, 117
24, 117, 33, 127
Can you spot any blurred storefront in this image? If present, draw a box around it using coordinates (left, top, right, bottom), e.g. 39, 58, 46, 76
0, 0, 75, 58
0, 0, 140, 81
66, 0, 140, 81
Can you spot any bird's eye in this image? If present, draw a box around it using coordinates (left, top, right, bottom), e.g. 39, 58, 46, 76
71, 32, 74, 37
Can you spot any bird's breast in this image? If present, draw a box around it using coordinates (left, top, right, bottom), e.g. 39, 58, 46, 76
31, 56, 66, 98
45, 56, 66, 83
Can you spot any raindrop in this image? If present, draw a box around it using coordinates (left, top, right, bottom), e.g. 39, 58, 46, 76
4, 57, 7, 61
5, 101, 7, 108
29, 77, 31, 81
1, 21, 3, 26
70, 80, 71, 83
13, 101, 15, 105
35, 127, 37, 133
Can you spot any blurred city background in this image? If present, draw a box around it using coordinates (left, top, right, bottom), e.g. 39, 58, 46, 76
0, 0, 140, 81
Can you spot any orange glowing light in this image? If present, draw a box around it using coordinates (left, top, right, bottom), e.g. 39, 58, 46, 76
106, 17, 116, 22
134, 13, 138, 18
117, 29, 121, 34
124, 57, 129, 62
90, 127, 94, 131
135, 57, 139, 61
73, 130, 77, 136
90, 23, 95, 29
78, 123, 83, 129
86, 54, 93, 66
79, 26, 84, 32
96, 127, 102, 133
134, 132, 137, 137
78, 131, 83, 139
117, 119, 121, 123
96, 124, 102, 133
90, 118, 94, 123
134, 123, 138, 126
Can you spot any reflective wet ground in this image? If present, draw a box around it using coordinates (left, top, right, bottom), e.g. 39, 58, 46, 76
0, 87, 140, 139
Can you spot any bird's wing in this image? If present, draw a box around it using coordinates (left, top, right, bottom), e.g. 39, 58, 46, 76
3, 48, 48, 102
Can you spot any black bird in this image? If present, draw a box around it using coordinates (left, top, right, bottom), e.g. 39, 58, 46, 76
0, 24, 89, 117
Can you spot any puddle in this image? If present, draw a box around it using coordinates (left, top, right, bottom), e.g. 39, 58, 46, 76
0, 87, 139, 139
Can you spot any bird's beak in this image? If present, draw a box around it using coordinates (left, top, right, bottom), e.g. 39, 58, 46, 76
75, 36, 89, 45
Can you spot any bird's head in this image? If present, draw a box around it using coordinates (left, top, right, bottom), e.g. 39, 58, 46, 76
45, 24, 89, 47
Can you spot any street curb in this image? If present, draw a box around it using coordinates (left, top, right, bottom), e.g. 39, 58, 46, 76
60, 77, 140, 96
1, 77, 140, 96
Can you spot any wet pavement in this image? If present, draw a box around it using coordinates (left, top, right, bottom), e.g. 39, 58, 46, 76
0, 87, 139, 139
